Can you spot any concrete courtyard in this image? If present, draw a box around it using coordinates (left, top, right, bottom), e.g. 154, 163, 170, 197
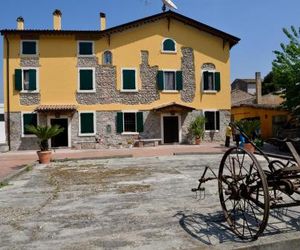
1, 154, 300, 249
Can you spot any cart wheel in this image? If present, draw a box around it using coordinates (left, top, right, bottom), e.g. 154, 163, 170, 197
218, 147, 270, 240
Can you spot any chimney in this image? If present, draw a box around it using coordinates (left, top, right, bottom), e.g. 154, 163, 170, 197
255, 72, 262, 104
100, 12, 106, 31
17, 16, 24, 30
53, 9, 62, 30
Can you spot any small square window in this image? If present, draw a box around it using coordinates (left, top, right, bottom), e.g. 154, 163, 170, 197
22, 41, 37, 55
0, 114, 4, 122
78, 42, 93, 56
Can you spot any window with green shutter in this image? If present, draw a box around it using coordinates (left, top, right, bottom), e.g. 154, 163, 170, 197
78, 42, 93, 56
122, 69, 136, 90
80, 112, 95, 135
28, 69, 37, 91
204, 111, 220, 131
162, 39, 176, 52
116, 112, 124, 133
136, 112, 144, 132
23, 113, 37, 135
15, 69, 37, 91
22, 41, 37, 55
203, 71, 221, 92
79, 69, 94, 91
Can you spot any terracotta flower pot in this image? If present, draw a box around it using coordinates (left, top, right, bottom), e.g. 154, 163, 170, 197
243, 143, 255, 154
195, 137, 201, 145
37, 150, 52, 164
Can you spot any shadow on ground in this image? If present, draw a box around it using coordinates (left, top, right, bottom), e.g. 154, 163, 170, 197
176, 208, 300, 245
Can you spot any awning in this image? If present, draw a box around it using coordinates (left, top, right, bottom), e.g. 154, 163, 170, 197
152, 102, 195, 113
35, 105, 77, 112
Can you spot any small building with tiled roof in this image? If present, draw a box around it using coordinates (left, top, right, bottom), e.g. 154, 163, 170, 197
231, 72, 289, 139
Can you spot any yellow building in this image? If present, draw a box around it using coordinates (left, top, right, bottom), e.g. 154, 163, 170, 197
1, 10, 239, 150
231, 72, 289, 139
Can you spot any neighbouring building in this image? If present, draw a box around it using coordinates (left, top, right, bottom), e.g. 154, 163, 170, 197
0, 104, 6, 144
1, 10, 239, 150
231, 72, 289, 139
231, 78, 257, 95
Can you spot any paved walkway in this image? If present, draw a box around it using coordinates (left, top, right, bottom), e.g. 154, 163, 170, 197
0, 143, 227, 180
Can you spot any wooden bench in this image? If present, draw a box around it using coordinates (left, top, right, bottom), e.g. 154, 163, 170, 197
135, 138, 162, 147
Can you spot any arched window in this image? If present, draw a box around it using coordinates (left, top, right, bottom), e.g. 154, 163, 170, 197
162, 38, 176, 53
103, 50, 112, 65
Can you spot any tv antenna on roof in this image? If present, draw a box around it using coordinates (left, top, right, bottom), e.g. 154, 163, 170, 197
162, 0, 178, 12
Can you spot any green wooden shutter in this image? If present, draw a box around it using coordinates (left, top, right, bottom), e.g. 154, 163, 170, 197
24, 113, 37, 135
116, 112, 123, 133
216, 111, 220, 130
15, 69, 22, 91
122, 70, 136, 90
137, 112, 144, 133
157, 71, 164, 90
163, 39, 175, 51
28, 69, 37, 91
203, 71, 209, 90
79, 42, 93, 55
80, 113, 94, 134
80, 69, 93, 90
215, 72, 221, 91
176, 71, 183, 90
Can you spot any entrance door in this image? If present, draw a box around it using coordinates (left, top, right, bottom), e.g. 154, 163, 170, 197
163, 116, 179, 143
50, 118, 68, 148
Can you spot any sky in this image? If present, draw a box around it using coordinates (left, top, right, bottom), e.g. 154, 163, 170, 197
0, 0, 299, 103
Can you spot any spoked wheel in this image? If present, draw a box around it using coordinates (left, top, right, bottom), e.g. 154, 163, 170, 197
218, 147, 270, 241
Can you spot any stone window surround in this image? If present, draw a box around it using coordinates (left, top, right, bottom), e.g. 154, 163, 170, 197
20, 67, 40, 93
78, 111, 97, 137
20, 40, 39, 57
77, 40, 95, 57
21, 111, 39, 138
161, 38, 177, 54
121, 110, 139, 135
77, 67, 96, 93
120, 68, 138, 92
203, 109, 220, 132
161, 69, 180, 93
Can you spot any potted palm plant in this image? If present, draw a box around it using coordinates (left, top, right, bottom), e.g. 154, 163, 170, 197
189, 115, 206, 145
235, 119, 260, 153
25, 125, 64, 164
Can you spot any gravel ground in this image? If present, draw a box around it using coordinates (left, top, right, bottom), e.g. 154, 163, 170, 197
1, 154, 300, 250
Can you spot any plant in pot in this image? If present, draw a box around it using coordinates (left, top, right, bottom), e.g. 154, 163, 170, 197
189, 115, 206, 145
25, 125, 64, 164
235, 119, 260, 153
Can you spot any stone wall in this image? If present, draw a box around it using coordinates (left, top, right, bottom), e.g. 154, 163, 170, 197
76, 51, 160, 105
9, 112, 39, 150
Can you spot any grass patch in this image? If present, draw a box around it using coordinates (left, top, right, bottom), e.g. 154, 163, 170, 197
117, 184, 151, 194
25, 165, 33, 172
0, 181, 9, 188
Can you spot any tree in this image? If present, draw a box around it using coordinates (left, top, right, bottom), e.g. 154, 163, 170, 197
272, 26, 300, 115
262, 71, 278, 95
